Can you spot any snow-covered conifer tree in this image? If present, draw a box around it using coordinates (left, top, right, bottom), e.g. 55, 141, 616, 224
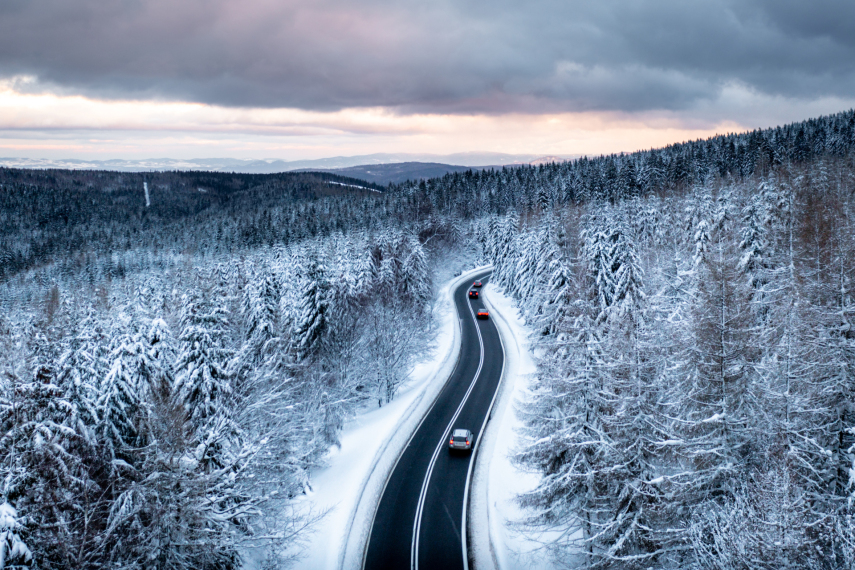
99, 332, 146, 459
238, 270, 281, 372
738, 190, 770, 299
55, 317, 105, 445
516, 306, 616, 565
582, 213, 614, 323
354, 239, 377, 299
607, 218, 644, 326
173, 292, 234, 448
292, 254, 331, 360
401, 235, 432, 308
0, 366, 93, 568
0, 502, 31, 569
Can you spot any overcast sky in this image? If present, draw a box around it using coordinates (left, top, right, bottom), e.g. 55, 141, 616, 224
1, 0, 853, 161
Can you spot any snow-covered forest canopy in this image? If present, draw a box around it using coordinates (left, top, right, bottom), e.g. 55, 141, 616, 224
1, 109, 854, 568
475, 128, 855, 565
0, 170, 445, 568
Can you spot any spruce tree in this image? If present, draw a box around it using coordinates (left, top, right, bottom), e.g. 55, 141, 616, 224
292, 254, 331, 360
173, 292, 234, 447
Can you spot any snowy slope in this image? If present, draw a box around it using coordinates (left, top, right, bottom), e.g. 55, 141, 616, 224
293, 266, 490, 570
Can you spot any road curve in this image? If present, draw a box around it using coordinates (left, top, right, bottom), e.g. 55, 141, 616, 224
364, 271, 504, 570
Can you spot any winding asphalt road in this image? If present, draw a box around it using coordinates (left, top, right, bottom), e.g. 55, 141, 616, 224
364, 271, 504, 570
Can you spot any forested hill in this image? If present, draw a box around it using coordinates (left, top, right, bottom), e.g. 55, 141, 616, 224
3, 109, 853, 287
389, 109, 855, 212
0, 165, 452, 567
0, 108, 853, 569
311, 161, 481, 185
0, 170, 383, 282
464, 112, 855, 567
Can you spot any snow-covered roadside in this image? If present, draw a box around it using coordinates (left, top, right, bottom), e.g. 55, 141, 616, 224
470, 284, 559, 570
293, 266, 490, 570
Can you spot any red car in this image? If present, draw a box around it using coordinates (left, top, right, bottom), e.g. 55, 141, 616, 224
472, 281, 483, 288
468, 290, 479, 299
476, 310, 489, 320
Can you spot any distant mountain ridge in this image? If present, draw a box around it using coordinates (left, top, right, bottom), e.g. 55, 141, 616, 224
305, 162, 483, 185
0, 152, 574, 175
0, 154, 576, 185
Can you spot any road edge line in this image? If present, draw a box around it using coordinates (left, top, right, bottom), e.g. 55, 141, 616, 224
467, 285, 521, 570
460, 286, 506, 570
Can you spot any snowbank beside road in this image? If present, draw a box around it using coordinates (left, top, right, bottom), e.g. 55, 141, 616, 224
294, 266, 490, 570
470, 284, 559, 570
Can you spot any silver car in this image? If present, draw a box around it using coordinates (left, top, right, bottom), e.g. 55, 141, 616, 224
449, 428, 473, 453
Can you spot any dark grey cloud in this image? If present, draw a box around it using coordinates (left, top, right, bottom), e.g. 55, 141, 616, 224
0, 0, 852, 114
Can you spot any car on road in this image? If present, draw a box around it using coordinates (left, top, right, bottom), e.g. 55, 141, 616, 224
472, 281, 483, 288
449, 429, 473, 453
476, 310, 489, 319
468, 289, 479, 299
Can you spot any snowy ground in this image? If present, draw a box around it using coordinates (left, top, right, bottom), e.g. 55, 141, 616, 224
469, 283, 560, 570
292, 266, 490, 570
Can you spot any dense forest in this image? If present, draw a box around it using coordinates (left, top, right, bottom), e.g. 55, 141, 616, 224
0, 170, 453, 568
480, 157, 855, 568
0, 109, 853, 568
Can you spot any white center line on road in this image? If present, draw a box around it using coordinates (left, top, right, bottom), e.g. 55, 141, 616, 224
412, 303, 484, 569
411, 288, 486, 570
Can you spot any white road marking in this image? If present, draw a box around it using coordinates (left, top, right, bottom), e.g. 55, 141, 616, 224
411, 288, 486, 570
461, 290, 507, 570
361, 272, 489, 570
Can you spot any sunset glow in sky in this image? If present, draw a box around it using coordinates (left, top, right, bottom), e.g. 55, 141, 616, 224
1, 0, 853, 161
